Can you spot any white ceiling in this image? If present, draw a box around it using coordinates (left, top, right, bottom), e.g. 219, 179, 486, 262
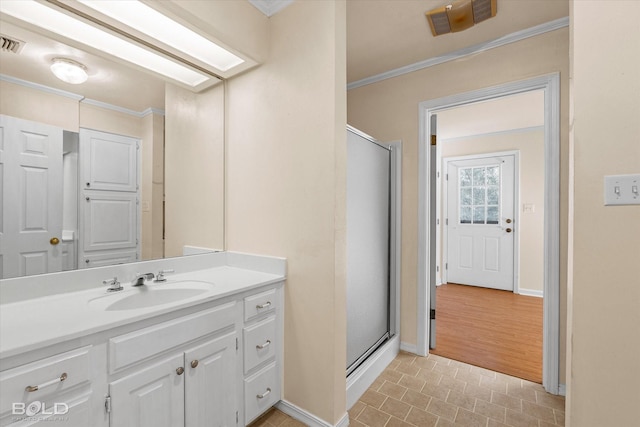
0, 1, 569, 112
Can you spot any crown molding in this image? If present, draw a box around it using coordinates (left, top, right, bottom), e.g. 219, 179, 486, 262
1, 74, 84, 100
347, 16, 569, 90
1, 74, 164, 117
248, 0, 294, 17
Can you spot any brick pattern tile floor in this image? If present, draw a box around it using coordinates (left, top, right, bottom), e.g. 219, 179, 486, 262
250, 352, 565, 427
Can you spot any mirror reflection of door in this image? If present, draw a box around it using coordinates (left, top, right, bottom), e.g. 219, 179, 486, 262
445, 153, 516, 291
0, 115, 141, 278
0, 115, 63, 278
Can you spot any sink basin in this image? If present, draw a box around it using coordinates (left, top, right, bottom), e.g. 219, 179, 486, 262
89, 280, 215, 311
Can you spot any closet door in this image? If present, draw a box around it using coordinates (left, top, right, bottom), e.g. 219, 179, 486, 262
0, 115, 63, 278
346, 127, 390, 374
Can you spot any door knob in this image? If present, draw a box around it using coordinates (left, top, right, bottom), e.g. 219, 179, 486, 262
506, 228, 512, 233
505, 219, 512, 224
190, 360, 199, 368
50, 237, 60, 245
176, 367, 185, 375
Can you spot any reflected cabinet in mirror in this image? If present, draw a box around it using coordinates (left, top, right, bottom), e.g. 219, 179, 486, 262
0, 24, 225, 280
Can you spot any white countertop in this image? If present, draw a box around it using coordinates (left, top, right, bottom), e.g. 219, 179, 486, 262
0, 253, 285, 361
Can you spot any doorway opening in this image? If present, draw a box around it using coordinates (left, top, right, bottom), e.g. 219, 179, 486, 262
417, 74, 561, 394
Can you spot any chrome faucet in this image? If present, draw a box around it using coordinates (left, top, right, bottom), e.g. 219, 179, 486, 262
132, 273, 155, 286
103, 277, 123, 292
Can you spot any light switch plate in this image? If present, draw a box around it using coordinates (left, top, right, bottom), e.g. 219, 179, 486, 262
604, 174, 640, 206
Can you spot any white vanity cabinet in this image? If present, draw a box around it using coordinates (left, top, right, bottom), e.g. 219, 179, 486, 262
0, 346, 97, 426
0, 256, 285, 427
107, 302, 239, 427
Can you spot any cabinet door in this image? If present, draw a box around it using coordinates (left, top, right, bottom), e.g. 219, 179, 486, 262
80, 129, 138, 192
184, 332, 237, 427
109, 354, 184, 427
82, 191, 137, 252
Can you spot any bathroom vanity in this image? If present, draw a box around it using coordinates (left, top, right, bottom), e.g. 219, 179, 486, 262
0, 252, 285, 427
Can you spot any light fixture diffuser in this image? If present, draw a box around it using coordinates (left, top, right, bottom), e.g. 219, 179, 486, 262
0, 0, 211, 88
78, 0, 244, 72
50, 57, 88, 84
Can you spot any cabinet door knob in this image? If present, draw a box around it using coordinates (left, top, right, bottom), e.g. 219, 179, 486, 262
176, 367, 185, 375
190, 360, 199, 369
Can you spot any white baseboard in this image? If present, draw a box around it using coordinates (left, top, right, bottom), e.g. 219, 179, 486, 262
347, 336, 399, 409
558, 383, 566, 396
517, 289, 544, 298
276, 400, 348, 427
400, 341, 417, 354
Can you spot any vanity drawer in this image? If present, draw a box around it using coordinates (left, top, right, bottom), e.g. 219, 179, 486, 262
109, 302, 236, 374
243, 316, 276, 373
244, 288, 278, 322
244, 362, 280, 425
0, 346, 91, 415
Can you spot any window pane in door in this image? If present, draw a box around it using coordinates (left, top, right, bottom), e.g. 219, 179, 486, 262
473, 167, 486, 185
473, 206, 486, 224
487, 186, 499, 205
460, 206, 472, 223
473, 187, 485, 205
460, 188, 472, 206
487, 206, 499, 224
460, 168, 472, 186
486, 166, 499, 185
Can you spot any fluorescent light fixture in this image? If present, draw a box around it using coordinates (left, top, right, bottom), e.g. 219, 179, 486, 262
50, 57, 88, 84
0, 0, 210, 87
78, 0, 244, 72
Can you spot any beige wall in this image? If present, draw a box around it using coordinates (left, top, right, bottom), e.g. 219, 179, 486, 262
164, 83, 225, 256
1, 80, 163, 261
347, 28, 570, 383
441, 129, 545, 293
141, 113, 165, 260
226, 1, 347, 424
567, 1, 640, 426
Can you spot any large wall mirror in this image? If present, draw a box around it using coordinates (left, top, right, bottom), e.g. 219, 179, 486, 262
0, 11, 225, 279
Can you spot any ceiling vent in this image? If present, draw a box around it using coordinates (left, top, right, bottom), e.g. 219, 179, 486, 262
0, 34, 26, 54
426, 0, 497, 37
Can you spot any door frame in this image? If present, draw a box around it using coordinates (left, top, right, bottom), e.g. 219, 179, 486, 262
442, 151, 520, 292
417, 73, 561, 394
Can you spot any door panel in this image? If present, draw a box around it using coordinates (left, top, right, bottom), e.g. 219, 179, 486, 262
109, 354, 185, 427
184, 332, 236, 427
80, 129, 138, 192
446, 154, 515, 291
1, 115, 63, 279
82, 191, 137, 252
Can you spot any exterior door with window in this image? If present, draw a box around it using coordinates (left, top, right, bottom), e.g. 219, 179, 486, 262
446, 153, 516, 291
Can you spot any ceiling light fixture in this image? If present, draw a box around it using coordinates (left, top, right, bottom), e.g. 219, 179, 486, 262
77, 0, 244, 72
0, 0, 212, 88
50, 57, 88, 84
426, 0, 497, 37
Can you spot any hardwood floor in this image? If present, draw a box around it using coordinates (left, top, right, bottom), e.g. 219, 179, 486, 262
430, 283, 543, 383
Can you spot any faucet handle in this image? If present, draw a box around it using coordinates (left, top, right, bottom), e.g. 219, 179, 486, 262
155, 269, 175, 282
103, 277, 123, 292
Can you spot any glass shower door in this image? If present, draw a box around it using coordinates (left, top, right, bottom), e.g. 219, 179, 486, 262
346, 127, 391, 375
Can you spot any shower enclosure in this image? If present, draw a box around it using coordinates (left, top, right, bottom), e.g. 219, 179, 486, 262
346, 126, 393, 376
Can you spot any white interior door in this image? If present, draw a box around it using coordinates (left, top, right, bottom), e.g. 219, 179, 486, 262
0, 115, 63, 279
80, 128, 138, 192
446, 153, 516, 291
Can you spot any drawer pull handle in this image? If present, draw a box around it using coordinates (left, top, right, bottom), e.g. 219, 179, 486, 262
176, 367, 185, 375
256, 301, 271, 310
191, 360, 199, 369
256, 340, 271, 350
25, 372, 68, 392
257, 388, 271, 399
